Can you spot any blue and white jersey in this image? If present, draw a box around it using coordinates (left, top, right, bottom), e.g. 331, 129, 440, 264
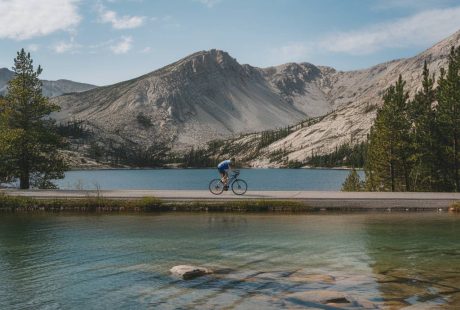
217, 159, 231, 171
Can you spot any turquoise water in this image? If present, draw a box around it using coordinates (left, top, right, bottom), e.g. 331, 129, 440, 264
56, 168, 361, 190
0, 213, 459, 309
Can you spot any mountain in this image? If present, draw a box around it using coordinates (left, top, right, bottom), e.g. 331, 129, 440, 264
0, 68, 14, 94
52, 49, 334, 150
51, 30, 460, 166
212, 30, 460, 167
0, 68, 97, 97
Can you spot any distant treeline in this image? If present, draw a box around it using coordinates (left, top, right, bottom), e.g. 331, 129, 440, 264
307, 142, 367, 168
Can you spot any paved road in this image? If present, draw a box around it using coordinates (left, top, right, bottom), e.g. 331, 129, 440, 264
2, 189, 460, 209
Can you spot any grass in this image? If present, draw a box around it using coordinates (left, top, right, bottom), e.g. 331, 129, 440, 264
450, 201, 460, 212
174, 200, 312, 212
0, 193, 312, 213
0, 194, 163, 212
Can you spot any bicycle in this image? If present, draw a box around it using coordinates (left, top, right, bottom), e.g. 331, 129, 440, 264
209, 170, 248, 195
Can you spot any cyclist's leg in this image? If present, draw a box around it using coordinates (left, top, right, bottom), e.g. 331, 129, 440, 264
223, 170, 229, 189
219, 169, 226, 183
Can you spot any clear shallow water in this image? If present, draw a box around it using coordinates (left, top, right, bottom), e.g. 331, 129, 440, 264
56, 168, 362, 190
0, 213, 459, 309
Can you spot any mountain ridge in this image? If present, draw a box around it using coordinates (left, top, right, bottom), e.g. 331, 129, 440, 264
49, 29, 460, 166
213, 30, 460, 167
0, 68, 98, 97
52, 49, 334, 150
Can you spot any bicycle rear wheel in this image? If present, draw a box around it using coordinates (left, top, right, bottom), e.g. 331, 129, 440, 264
209, 179, 225, 195
232, 179, 247, 195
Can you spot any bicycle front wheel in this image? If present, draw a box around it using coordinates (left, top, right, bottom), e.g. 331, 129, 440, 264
209, 179, 225, 195
232, 179, 247, 195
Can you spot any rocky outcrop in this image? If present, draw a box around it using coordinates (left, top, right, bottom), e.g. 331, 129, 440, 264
170, 265, 213, 280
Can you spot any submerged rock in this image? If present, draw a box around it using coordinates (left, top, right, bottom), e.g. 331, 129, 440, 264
287, 271, 336, 284
285, 290, 377, 309
170, 265, 213, 280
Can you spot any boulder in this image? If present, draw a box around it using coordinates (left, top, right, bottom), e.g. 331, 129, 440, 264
170, 265, 213, 280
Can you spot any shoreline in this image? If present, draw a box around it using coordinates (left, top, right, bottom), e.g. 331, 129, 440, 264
1, 190, 459, 213
65, 166, 362, 171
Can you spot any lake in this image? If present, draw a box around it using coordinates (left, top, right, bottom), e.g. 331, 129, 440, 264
55, 168, 361, 191
0, 213, 459, 309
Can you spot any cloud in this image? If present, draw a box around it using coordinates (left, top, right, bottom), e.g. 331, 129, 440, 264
27, 44, 39, 52
269, 43, 310, 64
53, 38, 81, 54
140, 46, 152, 53
319, 6, 460, 55
0, 0, 81, 40
110, 36, 133, 54
373, 0, 455, 11
98, 5, 145, 29
194, 0, 221, 8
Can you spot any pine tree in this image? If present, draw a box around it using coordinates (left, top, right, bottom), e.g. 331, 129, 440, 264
436, 46, 460, 191
0, 97, 21, 183
0, 49, 67, 189
365, 75, 412, 191
341, 168, 363, 191
408, 61, 438, 190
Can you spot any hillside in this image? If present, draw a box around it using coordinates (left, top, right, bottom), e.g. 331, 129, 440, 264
49, 30, 460, 167
208, 30, 460, 167
52, 50, 334, 151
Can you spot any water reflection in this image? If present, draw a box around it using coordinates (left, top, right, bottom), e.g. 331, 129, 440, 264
364, 214, 460, 308
0, 215, 55, 309
0, 213, 458, 309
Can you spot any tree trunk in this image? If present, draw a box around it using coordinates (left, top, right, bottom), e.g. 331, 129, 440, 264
19, 171, 29, 189
454, 130, 459, 192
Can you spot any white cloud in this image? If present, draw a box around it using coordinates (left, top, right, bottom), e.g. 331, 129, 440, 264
98, 5, 145, 29
53, 38, 81, 54
269, 43, 310, 64
110, 36, 133, 54
373, 0, 454, 11
140, 46, 152, 53
195, 0, 221, 8
0, 0, 81, 40
27, 44, 39, 52
319, 6, 460, 55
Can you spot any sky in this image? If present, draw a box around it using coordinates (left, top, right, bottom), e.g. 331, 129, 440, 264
1, 0, 460, 85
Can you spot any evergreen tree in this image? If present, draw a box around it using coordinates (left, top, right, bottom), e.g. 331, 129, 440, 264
0, 49, 67, 189
365, 75, 412, 191
341, 168, 363, 191
408, 61, 438, 190
436, 46, 460, 191
0, 97, 21, 183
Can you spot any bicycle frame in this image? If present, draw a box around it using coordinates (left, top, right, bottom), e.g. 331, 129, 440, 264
223, 171, 239, 185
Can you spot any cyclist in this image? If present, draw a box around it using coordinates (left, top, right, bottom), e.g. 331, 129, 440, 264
217, 158, 235, 190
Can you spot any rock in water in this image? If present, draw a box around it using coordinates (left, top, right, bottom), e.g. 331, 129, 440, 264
170, 265, 213, 280
285, 290, 377, 309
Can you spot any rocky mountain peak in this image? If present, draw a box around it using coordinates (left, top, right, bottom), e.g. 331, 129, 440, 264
158, 49, 242, 78
263, 62, 321, 96
188, 49, 238, 67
